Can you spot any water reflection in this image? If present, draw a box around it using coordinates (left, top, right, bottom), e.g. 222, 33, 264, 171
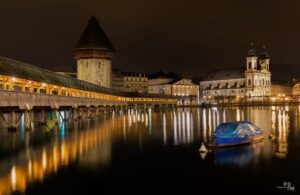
0, 106, 297, 194
171, 109, 194, 145
271, 107, 289, 158
214, 141, 264, 167
0, 116, 113, 194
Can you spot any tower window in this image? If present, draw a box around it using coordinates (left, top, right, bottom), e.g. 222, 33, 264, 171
248, 62, 251, 69
248, 79, 251, 86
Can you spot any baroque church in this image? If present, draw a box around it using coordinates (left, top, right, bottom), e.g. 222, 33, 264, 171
200, 44, 272, 100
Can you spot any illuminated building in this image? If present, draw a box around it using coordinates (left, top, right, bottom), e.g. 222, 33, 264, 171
292, 82, 300, 95
200, 44, 272, 101
112, 70, 148, 93
148, 72, 199, 105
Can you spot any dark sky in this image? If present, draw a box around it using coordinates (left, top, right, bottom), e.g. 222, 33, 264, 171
0, 0, 300, 77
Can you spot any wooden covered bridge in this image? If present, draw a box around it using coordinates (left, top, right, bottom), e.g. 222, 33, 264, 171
0, 56, 177, 130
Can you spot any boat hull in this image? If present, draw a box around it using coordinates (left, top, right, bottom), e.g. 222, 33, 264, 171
215, 134, 264, 147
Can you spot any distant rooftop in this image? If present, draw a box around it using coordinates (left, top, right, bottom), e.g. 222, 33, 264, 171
149, 71, 181, 79
204, 67, 245, 81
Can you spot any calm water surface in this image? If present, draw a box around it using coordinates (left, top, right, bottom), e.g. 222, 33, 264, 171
0, 106, 299, 194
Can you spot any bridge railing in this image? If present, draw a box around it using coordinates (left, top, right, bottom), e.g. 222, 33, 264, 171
0, 90, 176, 110
0, 90, 126, 109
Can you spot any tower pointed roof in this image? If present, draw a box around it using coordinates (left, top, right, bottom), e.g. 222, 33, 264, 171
75, 16, 116, 53
247, 42, 257, 57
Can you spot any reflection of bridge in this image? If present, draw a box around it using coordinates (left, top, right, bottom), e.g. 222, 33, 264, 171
0, 116, 115, 195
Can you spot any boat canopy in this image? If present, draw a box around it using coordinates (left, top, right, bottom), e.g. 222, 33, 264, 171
215, 121, 259, 136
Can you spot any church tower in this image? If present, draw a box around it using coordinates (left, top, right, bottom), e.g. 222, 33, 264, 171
258, 45, 272, 96
245, 43, 258, 97
245, 43, 272, 97
74, 16, 116, 88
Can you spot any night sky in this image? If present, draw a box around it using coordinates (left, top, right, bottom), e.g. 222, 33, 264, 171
0, 0, 300, 77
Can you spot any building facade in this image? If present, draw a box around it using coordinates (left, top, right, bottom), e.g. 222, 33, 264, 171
148, 71, 199, 105
271, 82, 291, 96
292, 83, 300, 95
111, 69, 125, 92
124, 72, 148, 93
74, 16, 116, 88
200, 44, 272, 102
111, 70, 148, 93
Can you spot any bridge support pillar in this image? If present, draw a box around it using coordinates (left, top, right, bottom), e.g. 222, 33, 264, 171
78, 108, 82, 120
87, 107, 91, 119
0, 112, 8, 128
38, 109, 46, 126
53, 109, 59, 124
63, 109, 68, 122
95, 107, 99, 117
72, 108, 78, 121
24, 110, 32, 131
8, 111, 17, 132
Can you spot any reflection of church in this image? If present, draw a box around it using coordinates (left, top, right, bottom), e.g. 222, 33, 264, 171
200, 44, 272, 101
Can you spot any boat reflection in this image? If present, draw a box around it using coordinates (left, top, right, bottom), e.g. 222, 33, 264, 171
214, 141, 264, 167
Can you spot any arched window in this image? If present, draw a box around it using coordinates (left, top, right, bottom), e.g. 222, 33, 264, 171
248, 79, 251, 86
248, 62, 251, 69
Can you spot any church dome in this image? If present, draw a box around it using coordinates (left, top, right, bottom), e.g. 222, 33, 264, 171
247, 43, 257, 57
247, 48, 257, 57
260, 46, 270, 59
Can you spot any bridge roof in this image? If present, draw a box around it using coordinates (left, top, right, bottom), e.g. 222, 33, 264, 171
0, 56, 174, 99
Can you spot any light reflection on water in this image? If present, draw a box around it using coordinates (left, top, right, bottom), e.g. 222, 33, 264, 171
0, 106, 297, 194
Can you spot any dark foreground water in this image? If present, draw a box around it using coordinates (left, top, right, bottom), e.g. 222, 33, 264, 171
0, 106, 299, 194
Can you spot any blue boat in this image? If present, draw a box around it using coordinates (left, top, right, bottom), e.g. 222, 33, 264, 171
214, 121, 264, 147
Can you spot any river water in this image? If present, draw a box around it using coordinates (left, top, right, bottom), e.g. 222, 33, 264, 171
0, 106, 299, 194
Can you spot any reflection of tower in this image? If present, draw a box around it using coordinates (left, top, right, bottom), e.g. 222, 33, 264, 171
74, 16, 116, 88
245, 43, 271, 97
